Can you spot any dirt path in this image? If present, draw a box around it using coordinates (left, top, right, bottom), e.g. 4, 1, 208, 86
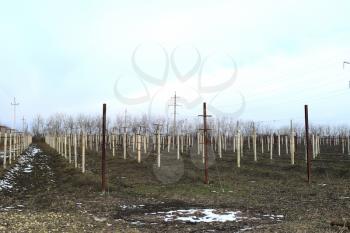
0, 144, 113, 232
0, 146, 55, 196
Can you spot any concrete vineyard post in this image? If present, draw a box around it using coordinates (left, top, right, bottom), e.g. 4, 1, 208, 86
177, 134, 180, 160
9, 133, 12, 164
157, 128, 161, 168
180, 135, 184, 154
69, 134, 72, 163
248, 135, 250, 151
218, 132, 222, 159
82, 134, 85, 173
144, 134, 147, 154
233, 135, 236, 152
224, 134, 227, 152
95, 134, 98, 152
241, 135, 244, 157
237, 131, 241, 168
3, 133, 7, 168
58, 136, 61, 155
253, 127, 257, 162
137, 134, 141, 163
74, 134, 77, 168
197, 132, 200, 155
285, 136, 289, 155
291, 131, 295, 165
270, 134, 273, 160
312, 135, 316, 158
348, 135, 350, 156
64, 135, 67, 159
261, 136, 264, 154
112, 134, 115, 157
123, 132, 127, 160
278, 134, 281, 156
167, 136, 171, 153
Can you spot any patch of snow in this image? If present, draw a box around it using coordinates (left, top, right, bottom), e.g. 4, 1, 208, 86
162, 209, 242, 223
0, 146, 51, 192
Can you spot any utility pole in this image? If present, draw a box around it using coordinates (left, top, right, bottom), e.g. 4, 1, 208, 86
169, 92, 181, 137
11, 97, 19, 131
198, 102, 211, 184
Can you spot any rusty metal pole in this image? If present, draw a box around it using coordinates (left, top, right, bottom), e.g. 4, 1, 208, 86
102, 104, 107, 193
305, 105, 311, 183
203, 102, 208, 184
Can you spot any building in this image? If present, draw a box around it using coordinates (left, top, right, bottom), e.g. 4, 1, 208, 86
0, 125, 11, 133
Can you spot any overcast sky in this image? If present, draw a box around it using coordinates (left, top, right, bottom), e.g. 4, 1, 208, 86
0, 0, 349, 130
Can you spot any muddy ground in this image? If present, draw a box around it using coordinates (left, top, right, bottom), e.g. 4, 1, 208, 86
0, 141, 350, 232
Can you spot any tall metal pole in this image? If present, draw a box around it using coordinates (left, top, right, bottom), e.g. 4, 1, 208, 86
169, 92, 180, 137
203, 102, 208, 184
101, 104, 107, 193
305, 105, 311, 183
11, 97, 19, 131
